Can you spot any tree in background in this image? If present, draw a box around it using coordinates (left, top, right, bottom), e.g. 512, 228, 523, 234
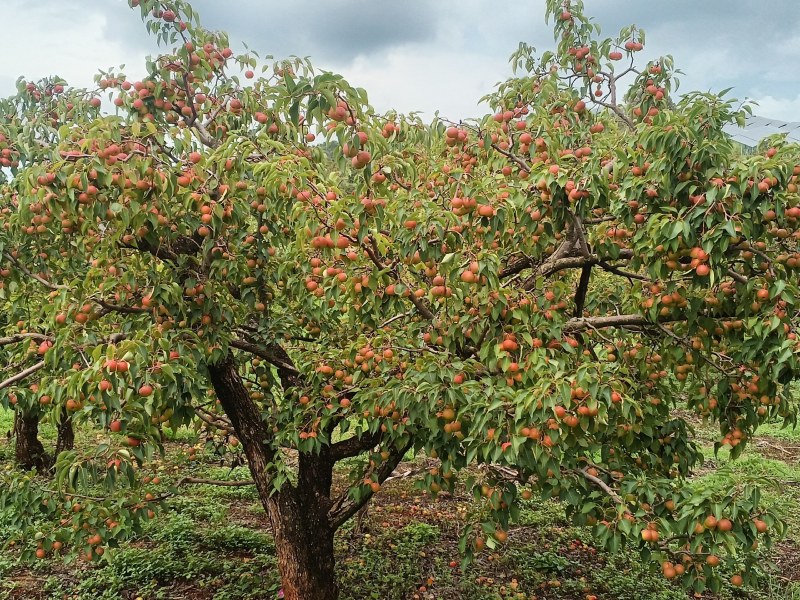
1, 1, 799, 597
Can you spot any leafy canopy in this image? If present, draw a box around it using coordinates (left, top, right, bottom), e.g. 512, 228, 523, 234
1, 0, 799, 593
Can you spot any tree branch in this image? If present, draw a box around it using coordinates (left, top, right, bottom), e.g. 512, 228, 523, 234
2, 253, 66, 290
726, 268, 748, 285
588, 96, 635, 130
596, 259, 651, 282
229, 337, 302, 389
0, 361, 45, 391
207, 356, 277, 493
329, 430, 382, 462
122, 232, 204, 263
377, 311, 413, 329
0, 333, 51, 346
573, 265, 592, 317
490, 143, 531, 173
195, 406, 236, 434
522, 255, 589, 289
572, 468, 624, 504
514, 219, 635, 289
177, 477, 254, 487
194, 121, 219, 149
490, 464, 625, 506
564, 314, 660, 332
655, 323, 734, 377
499, 254, 536, 279
328, 439, 413, 529
359, 235, 435, 320
96, 300, 151, 315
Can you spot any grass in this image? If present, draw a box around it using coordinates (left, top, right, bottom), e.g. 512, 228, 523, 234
0, 407, 13, 432
1, 407, 799, 600
757, 421, 800, 442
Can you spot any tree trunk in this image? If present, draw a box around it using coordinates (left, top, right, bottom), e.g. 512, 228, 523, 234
268, 492, 339, 600
13, 411, 50, 471
207, 356, 339, 600
54, 407, 74, 456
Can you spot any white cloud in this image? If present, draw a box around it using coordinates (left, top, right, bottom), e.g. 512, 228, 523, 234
747, 94, 800, 123
339, 45, 510, 120
0, 0, 798, 131
0, 1, 146, 94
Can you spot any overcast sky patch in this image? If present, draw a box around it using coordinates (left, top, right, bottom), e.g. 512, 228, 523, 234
1, 0, 798, 122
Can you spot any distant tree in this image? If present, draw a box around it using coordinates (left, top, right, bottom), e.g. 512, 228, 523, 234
1, 1, 798, 597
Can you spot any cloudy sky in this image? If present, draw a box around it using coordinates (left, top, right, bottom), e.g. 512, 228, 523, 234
2, 1, 799, 122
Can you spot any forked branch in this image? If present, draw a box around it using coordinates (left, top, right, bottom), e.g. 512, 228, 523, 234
328, 439, 413, 529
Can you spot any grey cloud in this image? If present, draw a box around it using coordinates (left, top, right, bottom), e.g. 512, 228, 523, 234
586, 1, 800, 104
588, 0, 800, 38
4, 0, 799, 121
167, 0, 439, 63
91, 0, 800, 102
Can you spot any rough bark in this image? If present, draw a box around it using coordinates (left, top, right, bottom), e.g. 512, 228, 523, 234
574, 264, 592, 318
268, 488, 338, 600
54, 407, 74, 456
207, 355, 339, 600
13, 411, 50, 471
